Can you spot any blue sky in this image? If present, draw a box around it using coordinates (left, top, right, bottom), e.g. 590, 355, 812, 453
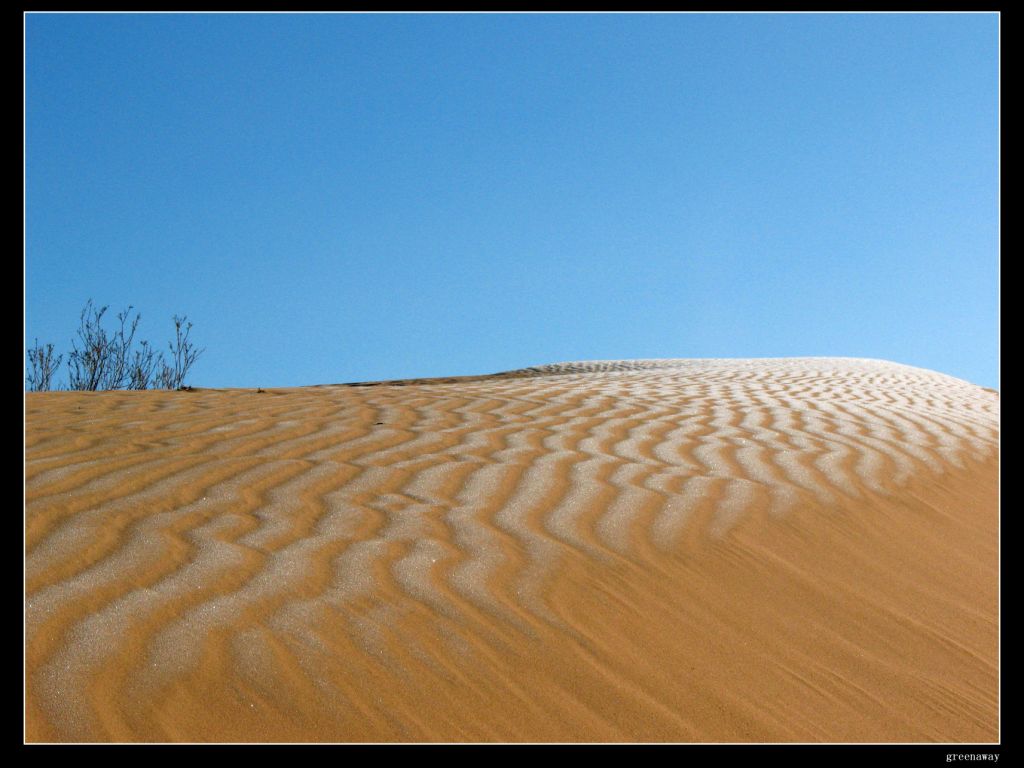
25, 12, 999, 389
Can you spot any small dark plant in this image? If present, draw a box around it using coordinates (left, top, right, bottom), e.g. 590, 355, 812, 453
157, 315, 203, 390
101, 306, 142, 390
26, 339, 62, 392
128, 340, 161, 390
67, 300, 111, 391
33, 300, 204, 392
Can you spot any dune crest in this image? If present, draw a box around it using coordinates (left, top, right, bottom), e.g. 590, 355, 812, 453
25, 358, 998, 742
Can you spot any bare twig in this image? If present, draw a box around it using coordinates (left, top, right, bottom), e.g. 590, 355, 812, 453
67, 300, 110, 391
158, 315, 204, 389
26, 339, 62, 392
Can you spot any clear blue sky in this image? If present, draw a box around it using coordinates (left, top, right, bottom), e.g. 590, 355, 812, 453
25, 12, 999, 389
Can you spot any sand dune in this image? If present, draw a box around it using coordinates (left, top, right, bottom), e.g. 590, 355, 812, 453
24, 358, 998, 742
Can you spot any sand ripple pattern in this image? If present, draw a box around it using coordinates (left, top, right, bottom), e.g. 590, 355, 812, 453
24, 358, 999, 741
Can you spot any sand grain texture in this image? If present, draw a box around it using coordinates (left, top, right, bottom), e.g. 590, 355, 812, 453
25, 358, 999, 742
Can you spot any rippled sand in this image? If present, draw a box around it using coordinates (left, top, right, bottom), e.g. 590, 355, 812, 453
25, 358, 999, 742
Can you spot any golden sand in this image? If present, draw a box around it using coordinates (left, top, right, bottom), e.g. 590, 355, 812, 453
24, 358, 998, 742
